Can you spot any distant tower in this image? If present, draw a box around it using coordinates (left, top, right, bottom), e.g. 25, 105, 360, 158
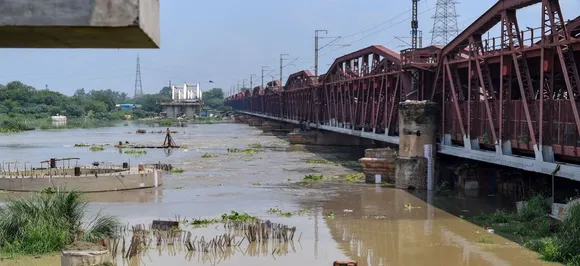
430, 0, 459, 46
134, 54, 143, 98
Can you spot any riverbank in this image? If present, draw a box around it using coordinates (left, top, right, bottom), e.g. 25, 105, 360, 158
466, 195, 580, 265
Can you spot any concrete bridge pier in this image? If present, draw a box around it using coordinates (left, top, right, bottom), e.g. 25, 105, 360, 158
247, 118, 263, 127
233, 114, 248, 123
395, 101, 438, 190
288, 129, 374, 146
261, 121, 284, 133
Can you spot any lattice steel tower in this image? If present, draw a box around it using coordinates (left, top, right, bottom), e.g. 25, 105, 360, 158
134, 54, 143, 98
430, 0, 459, 46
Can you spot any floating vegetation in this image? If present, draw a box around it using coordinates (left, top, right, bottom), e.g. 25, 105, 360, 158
201, 153, 219, 158
227, 148, 264, 154
74, 143, 91, 147
342, 172, 365, 182
303, 174, 324, 181
170, 168, 185, 173
248, 143, 262, 148
381, 182, 396, 188
221, 211, 257, 222
252, 181, 263, 186
267, 208, 293, 217
297, 208, 311, 216
173, 186, 184, 190
190, 211, 257, 227
190, 218, 220, 227
89, 146, 105, 152
325, 212, 335, 219
307, 159, 330, 164
124, 149, 147, 155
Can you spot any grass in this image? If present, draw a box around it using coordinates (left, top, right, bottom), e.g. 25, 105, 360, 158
267, 208, 293, 217
0, 190, 119, 256
89, 146, 104, 152
201, 153, 219, 158
124, 149, 147, 155
467, 194, 580, 265
170, 168, 184, 173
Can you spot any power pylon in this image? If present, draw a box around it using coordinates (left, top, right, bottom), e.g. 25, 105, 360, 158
134, 54, 143, 98
430, 0, 459, 46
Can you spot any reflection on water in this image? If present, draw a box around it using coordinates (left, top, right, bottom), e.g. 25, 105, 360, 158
0, 124, 560, 266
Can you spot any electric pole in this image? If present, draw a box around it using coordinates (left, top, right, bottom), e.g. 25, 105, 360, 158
280, 54, 289, 87
243, 79, 246, 89
237, 80, 240, 91
261, 66, 268, 88
250, 74, 256, 89
315, 30, 327, 77
314, 30, 348, 77
411, 0, 419, 50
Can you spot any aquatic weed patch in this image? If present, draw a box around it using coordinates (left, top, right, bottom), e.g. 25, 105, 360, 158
89, 145, 105, 152
302, 174, 324, 181
189, 211, 258, 227
267, 208, 293, 217
170, 168, 185, 173
307, 159, 331, 164
341, 173, 365, 182
201, 153, 219, 158
124, 149, 147, 155
227, 148, 264, 154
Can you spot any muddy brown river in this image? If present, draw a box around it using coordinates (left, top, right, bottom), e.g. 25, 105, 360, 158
0, 123, 560, 265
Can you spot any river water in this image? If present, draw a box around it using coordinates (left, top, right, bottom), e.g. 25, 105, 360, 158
0, 123, 559, 266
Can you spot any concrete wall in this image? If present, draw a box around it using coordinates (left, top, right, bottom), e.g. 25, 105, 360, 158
0, 170, 162, 192
0, 0, 159, 48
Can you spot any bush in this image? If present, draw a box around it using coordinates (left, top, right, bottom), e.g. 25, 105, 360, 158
0, 191, 119, 255
519, 195, 550, 221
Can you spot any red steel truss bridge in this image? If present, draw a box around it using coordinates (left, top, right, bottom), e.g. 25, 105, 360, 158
225, 0, 580, 181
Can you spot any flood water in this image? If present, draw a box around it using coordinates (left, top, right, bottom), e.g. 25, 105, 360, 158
0, 123, 560, 266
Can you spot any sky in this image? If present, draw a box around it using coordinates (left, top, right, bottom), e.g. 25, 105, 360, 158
0, 0, 578, 97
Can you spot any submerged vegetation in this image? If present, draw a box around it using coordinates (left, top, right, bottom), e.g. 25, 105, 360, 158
0, 191, 119, 255
469, 195, 580, 265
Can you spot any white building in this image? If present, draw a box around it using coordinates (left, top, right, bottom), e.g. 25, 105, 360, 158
171, 82, 201, 101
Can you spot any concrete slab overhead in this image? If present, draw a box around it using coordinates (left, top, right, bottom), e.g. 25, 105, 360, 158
0, 0, 160, 48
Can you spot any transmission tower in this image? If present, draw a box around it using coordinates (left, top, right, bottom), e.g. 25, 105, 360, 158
430, 0, 459, 46
134, 54, 143, 98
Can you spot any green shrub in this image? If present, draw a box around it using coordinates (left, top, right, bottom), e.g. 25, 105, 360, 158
0, 191, 119, 255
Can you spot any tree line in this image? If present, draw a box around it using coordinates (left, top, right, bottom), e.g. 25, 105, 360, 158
0, 81, 228, 125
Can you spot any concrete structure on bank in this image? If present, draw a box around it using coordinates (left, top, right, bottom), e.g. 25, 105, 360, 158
0, 0, 160, 48
160, 83, 203, 118
359, 148, 397, 184
0, 165, 162, 192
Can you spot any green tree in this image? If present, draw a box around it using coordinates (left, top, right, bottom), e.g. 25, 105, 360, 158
202, 88, 225, 110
